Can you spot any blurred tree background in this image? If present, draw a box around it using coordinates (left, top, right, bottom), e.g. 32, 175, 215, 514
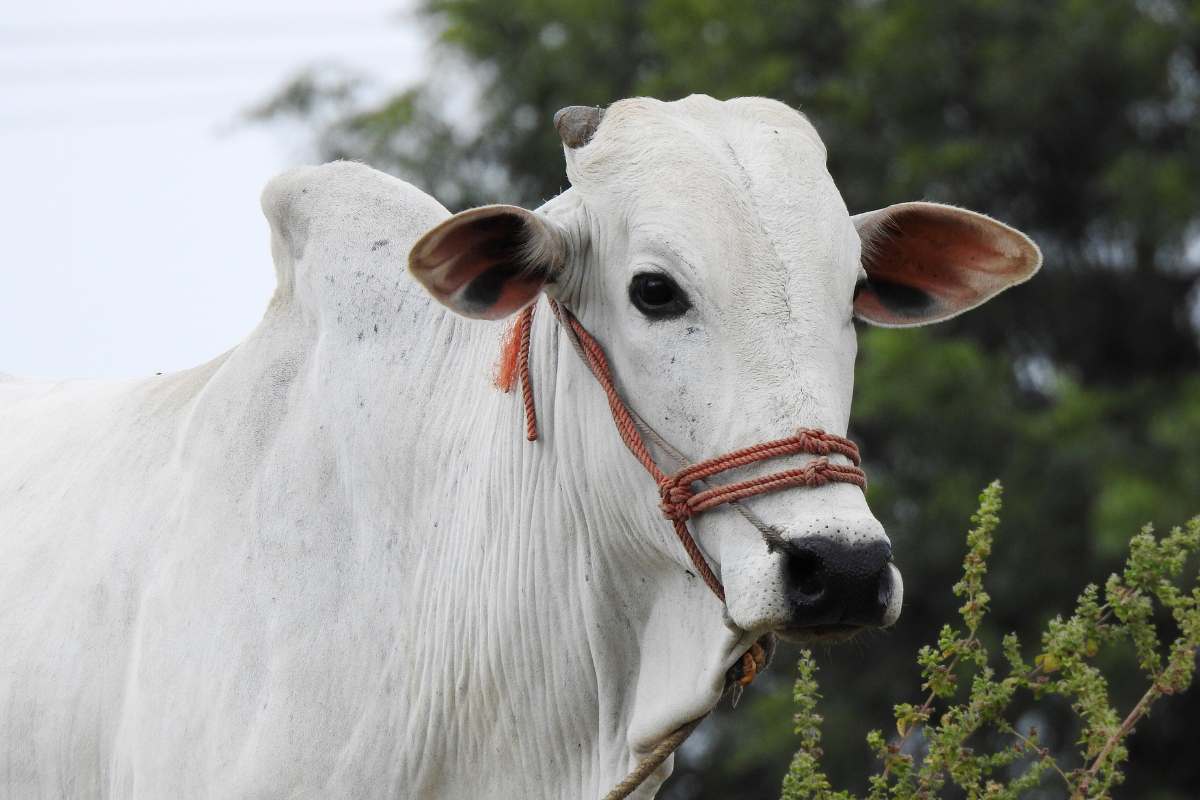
259, 0, 1200, 796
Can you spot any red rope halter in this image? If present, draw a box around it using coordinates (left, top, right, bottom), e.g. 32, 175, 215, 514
506, 299, 867, 603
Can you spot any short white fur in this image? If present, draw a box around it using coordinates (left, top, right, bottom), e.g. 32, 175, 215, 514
0, 94, 1039, 799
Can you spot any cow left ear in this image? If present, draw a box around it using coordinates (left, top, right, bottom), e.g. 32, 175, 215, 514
853, 202, 1041, 327
409, 205, 567, 320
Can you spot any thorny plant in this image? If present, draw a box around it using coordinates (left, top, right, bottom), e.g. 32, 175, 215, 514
780, 482, 1200, 799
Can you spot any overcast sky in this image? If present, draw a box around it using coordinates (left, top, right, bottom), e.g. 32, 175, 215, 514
1, 0, 427, 379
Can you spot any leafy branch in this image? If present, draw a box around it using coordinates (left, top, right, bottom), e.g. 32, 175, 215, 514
781, 482, 1200, 799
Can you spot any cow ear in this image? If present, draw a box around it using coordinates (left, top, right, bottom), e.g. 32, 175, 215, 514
409, 205, 566, 320
853, 202, 1041, 327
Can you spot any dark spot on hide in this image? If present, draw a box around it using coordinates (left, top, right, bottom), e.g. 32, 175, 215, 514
372, 239, 389, 251
869, 277, 938, 319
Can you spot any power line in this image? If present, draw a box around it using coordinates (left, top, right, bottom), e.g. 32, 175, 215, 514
0, 95, 241, 131
0, 44, 412, 86
0, 11, 416, 47
0, 10, 427, 132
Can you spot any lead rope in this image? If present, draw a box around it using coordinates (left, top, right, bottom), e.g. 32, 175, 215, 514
507, 299, 867, 799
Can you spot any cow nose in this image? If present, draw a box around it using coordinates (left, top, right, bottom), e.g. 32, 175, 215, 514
782, 536, 894, 628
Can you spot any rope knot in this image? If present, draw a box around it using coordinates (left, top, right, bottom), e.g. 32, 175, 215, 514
795, 430, 831, 456
804, 456, 832, 486
658, 479, 694, 522
797, 427, 861, 466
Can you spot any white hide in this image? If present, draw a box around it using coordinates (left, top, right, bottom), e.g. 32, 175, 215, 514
0, 95, 1034, 798
0, 158, 754, 799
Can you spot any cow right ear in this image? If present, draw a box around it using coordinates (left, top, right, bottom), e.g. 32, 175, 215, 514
409, 205, 566, 320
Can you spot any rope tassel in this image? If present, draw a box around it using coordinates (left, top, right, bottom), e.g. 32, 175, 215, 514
516, 304, 538, 441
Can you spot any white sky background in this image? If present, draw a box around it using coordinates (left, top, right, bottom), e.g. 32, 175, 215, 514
1, 0, 428, 379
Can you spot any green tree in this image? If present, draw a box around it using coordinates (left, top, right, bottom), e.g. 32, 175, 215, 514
259, 1, 1200, 795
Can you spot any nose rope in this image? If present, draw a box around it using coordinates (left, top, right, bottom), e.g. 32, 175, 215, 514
505, 299, 868, 800
511, 298, 867, 603
601, 372, 791, 549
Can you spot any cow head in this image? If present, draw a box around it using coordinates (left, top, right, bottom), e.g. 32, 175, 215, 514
409, 94, 1038, 666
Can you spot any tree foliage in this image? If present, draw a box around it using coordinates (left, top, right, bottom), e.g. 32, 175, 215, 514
257, 0, 1200, 795
783, 484, 1200, 799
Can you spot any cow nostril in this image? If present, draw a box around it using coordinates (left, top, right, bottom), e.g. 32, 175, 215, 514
876, 567, 893, 612
786, 548, 825, 600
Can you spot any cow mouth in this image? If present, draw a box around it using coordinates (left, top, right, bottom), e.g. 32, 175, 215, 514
775, 623, 864, 644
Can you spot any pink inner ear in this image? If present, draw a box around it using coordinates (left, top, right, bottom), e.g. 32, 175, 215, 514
409, 206, 553, 320
857, 203, 1036, 326
416, 212, 525, 298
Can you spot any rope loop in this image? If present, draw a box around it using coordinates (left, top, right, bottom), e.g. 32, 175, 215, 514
500, 299, 871, 800
508, 301, 868, 594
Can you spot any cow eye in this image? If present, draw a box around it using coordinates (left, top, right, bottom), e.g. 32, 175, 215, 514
629, 272, 690, 319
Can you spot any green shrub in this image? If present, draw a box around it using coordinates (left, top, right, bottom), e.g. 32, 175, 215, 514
781, 482, 1200, 799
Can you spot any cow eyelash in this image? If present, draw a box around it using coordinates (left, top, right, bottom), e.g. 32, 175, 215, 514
629, 272, 691, 320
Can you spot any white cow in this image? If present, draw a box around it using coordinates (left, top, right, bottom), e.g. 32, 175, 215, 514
0, 95, 1039, 799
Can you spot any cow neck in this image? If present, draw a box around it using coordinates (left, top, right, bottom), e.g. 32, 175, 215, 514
508, 298, 867, 603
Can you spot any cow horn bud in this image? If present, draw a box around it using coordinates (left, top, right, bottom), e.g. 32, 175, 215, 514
553, 106, 604, 149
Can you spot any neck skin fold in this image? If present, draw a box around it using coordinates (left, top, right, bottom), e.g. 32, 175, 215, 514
306, 293, 747, 798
